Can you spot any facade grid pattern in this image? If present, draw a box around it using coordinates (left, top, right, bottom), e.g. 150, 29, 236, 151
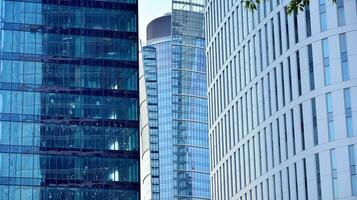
205, 0, 357, 199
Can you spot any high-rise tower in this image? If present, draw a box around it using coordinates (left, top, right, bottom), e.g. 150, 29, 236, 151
140, 1, 210, 199
205, 0, 357, 199
0, 1, 139, 199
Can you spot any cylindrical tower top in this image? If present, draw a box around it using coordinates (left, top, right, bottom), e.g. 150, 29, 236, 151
146, 15, 171, 41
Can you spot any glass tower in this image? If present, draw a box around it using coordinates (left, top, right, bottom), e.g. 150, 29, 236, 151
0, 0, 139, 199
140, 0, 210, 199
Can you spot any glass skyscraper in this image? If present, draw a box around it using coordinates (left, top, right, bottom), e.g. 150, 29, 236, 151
0, 0, 139, 199
140, 0, 210, 199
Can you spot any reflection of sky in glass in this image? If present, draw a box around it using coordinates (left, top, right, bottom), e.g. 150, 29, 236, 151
138, 0, 171, 42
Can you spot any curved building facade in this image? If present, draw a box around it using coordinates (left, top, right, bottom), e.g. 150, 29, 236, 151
205, 0, 357, 199
0, 0, 139, 199
140, 1, 210, 199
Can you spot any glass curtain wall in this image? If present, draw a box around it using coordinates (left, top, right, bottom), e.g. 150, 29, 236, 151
0, 0, 139, 199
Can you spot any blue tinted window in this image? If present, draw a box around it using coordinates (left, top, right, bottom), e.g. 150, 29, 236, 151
337, 0, 346, 26
322, 39, 331, 85
349, 145, 357, 196
340, 34, 349, 81
345, 88, 353, 137
331, 149, 339, 198
320, 0, 327, 31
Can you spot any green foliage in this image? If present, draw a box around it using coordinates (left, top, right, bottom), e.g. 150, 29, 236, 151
244, 0, 336, 14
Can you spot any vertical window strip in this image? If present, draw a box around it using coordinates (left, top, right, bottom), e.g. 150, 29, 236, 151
322, 39, 331, 85
303, 158, 308, 200
344, 88, 353, 137
277, 119, 281, 164
339, 33, 349, 81
326, 92, 335, 141
337, 0, 345, 26
277, 12, 283, 56
300, 104, 305, 150
294, 163, 299, 200
320, 0, 327, 31
308, 44, 315, 90
270, 124, 275, 168
291, 109, 296, 155
315, 153, 322, 200
330, 148, 339, 199
287, 167, 291, 200
284, 7, 290, 50
288, 57, 293, 102
305, 5, 312, 37
296, 51, 302, 96
284, 114, 288, 160
265, 24, 269, 66
293, 11, 299, 43
274, 68, 278, 111
312, 98, 319, 145
271, 18, 276, 60
280, 63, 286, 106
348, 145, 357, 196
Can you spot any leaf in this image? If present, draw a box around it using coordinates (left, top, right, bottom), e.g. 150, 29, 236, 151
244, 0, 334, 15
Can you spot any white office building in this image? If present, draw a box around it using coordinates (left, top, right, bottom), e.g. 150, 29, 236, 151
205, 0, 357, 199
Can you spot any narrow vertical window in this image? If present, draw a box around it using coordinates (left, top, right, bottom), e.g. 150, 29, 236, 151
287, 167, 291, 200
339, 33, 349, 81
258, 132, 262, 176
271, 18, 276, 60
277, 119, 282, 164
273, 175, 277, 200
348, 145, 357, 196
259, 30, 263, 72
326, 93, 335, 141
291, 110, 296, 155
315, 153, 322, 200
267, 73, 272, 116
322, 39, 331, 85
277, 13, 282, 55
264, 128, 268, 172
293, 11, 299, 43
265, 24, 269, 66
305, 5, 312, 37
274, 68, 278, 111
344, 88, 353, 137
261, 78, 266, 121
320, 0, 327, 31
253, 36, 257, 77
300, 104, 305, 150
308, 44, 315, 90
331, 148, 339, 199
280, 63, 286, 106
312, 98, 319, 145
284, 114, 288, 160
288, 57, 293, 102
279, 171, 283, 200
284, 7, 290, 49
303, 158, 308, 200
230, 156, 233, 197
294, 163, 299, 199
337, 0, 346, 26
270, 124, 275, 168
296, 51, 302, 96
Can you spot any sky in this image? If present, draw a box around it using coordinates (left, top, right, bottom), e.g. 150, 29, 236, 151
139, 0, 171, 44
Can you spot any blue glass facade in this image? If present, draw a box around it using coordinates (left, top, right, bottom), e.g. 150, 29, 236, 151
0, 0, 139, 199
140, 1, 209, 199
